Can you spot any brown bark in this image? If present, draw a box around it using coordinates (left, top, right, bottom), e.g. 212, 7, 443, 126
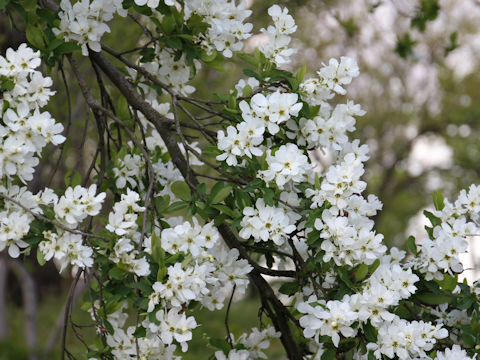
7, 259, 38, 360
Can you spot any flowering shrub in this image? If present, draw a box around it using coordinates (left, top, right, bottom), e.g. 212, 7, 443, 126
1, 0, 480, 359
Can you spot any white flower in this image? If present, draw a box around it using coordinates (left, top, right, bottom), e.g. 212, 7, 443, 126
216, 118, 265, 166
240, 92, 302, 135
258, 143, 310, 189
259, 5, 297, 66
153, 308, 197, 352
239, 198, 296, 245
298, 296, 358, 347
318, 57, 359, 95
435, 345, 472, 360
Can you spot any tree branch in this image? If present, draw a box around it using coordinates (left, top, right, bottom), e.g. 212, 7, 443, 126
89, 50, 304, 359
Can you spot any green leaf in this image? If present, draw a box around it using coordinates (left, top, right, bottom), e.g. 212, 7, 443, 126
262, 188, 275, 206
0, 77, 14, 91
210, 185, 233, 204
411, 0, 440, 31
243, 69, 261, 81
129, 280, 152, 296
436, 273, 457, 291
0, 0, 10, 11
296, 64, 307, 83
369, 259, 380, 275
416, 292, 452, 305
209, 338, 230, 354
314, 173, 321, 190
462, 332, 475, 348
166, 201, 187, 213
238, 53, 258, 67
338, 16, 358, 37
64, 169, 72, 187
46, 38, 64, 52
18, 0, 36, 12
151, 232, 164, 264
363, 321, 377, 342
54, 42, 81, 55
197, 183, 207, 195
26, 25, 45, 50
457, 296, 475, 310
445, 31, 458, 56
105, 300, 124, 315
432, 190, 444, 211
199, 50, 217, 63
338, 267, 354, 288
72, 171, 82, 187
161, 15, 176, 35
108, 266, 127, 280
423, 210, 441, 227
133, 326, 146, 338
278, 281, 300, 296
395, 33, 416, 58
171, 181, 191, 201
321, 348, 336, 360
139, 47, 156, 62
37, 247, 46, 266
166, 37, 183, 50
354, 264, 369, 282
211, 204, 237, 218
407, 235, 418, 255
242, 84, 252, 96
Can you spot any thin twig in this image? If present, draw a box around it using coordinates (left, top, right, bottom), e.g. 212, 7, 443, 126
225, 284, 236, 348
60, 270, 83, 360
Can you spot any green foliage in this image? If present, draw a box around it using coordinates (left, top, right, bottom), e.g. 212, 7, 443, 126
411, 0, 440, 31
395, 33, 417, 58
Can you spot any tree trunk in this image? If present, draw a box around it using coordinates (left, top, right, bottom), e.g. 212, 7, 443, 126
0, 252, 7, 339
7, 259, 38, 360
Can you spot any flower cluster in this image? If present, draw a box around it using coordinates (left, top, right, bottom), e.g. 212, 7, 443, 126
54, 0, 127, 56
216, 91, 303, 167
106, 189, 150, 276
3, 3, 480, 359
239, 198, 296, 245
409, 184, 480, 280
113, 154, 144, 189
141, 47, 197, 96
142, 218, 252, 352
0, 44, 55, 110
215, 326, 280, 359
259, 5, 297, 66
297, 251, 439, 352
258, 143, 311, 189
0, 44, 64, 183
37, 184, 105, 272
306, 151, 368, 211
0, 44, 69, 261
216, 117, 264, 167
40, 231, 94, 272
0, 199, 32, 257
102, 303, 181, 359
135, 0, 253, 58
183, 0, 253, 58
54, 184, 105, 228
288, 101, 366, 151
367, 318, 448, 359
299, 56, 360, 106
240, 91, 303, 135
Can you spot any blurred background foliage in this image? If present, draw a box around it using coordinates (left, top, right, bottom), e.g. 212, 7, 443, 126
2, 0, 480, 358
